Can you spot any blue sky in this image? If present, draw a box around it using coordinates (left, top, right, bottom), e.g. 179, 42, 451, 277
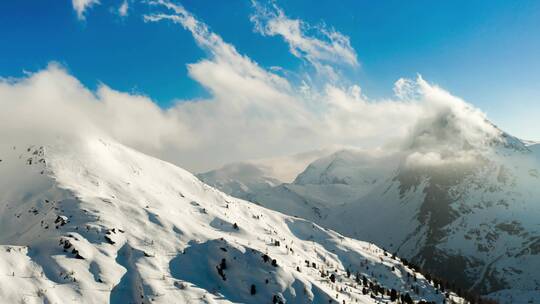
1, 0, 539, 141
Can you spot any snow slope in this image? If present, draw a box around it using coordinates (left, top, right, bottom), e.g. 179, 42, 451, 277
0, 137, 461, 304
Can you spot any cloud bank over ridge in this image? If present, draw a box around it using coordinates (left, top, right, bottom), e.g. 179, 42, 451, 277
1, 0, 499, 173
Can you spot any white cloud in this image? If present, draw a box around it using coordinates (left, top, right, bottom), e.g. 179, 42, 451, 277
250, 1, 358, 79
0, 0, 502, 174
118, 0, 129, 17
72, 0, 100, 20
0, 63, 190, 153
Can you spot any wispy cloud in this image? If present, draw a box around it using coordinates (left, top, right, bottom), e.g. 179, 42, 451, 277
72, 0, 100, 20
250, 1, 358, 79
118, 0, 129, 17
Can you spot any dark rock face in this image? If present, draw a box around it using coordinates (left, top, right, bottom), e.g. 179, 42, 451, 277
394, 159, 486, 291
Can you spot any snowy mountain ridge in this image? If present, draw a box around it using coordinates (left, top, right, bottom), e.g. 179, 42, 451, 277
0, 136, 465, 304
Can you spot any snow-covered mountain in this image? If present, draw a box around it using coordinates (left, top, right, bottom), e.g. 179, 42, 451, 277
200, 108, 540, 303
0, 136, 464, 304
197, 149, 336, 202
199, 149, 400, 222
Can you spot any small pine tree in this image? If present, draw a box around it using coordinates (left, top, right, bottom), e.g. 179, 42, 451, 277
390, 289, 398, 301
402, 292, 413, 304
220, 258, 227, 270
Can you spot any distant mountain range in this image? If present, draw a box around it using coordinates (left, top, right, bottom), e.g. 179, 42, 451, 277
200, 109, 540, 303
